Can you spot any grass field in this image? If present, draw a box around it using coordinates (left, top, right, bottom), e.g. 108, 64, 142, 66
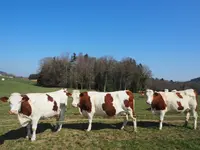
0, 77, 200, 150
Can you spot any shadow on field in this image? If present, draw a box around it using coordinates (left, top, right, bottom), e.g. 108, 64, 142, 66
136, 121, 177, 129
62, 120, 178, 131
0, 123, 52, 145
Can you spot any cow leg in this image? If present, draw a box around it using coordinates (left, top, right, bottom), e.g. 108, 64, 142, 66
121, 114, 128, 130
159, 111, 165, 130
26, 122, 32, 139
184, 110, 190, 127
55, 103, 66, 132
128, 110, 137, 132
192, 110, 198, 130
31, 118, 39, 141
86, 112, 94, 132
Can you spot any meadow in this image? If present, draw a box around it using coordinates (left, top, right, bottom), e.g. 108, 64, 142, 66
0, 77, 200, 150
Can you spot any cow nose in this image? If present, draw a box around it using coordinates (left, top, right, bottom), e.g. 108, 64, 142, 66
9, 110, 17, 115
72, 104, 77, 107
146, 101, 151, 105
9, 111, 14, 115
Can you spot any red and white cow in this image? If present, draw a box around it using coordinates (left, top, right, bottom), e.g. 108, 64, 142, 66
71, 90, 137, 132
0, 88, 72, 141
146, 89, 198, 130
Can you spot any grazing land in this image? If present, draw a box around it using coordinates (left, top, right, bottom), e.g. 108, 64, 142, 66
0, 78, 200, 150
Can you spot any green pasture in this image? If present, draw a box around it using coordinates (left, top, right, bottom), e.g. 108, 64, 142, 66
0, 77, 200, 150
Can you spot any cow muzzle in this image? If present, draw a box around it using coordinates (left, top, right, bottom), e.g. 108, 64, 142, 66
9, 110, 18, 115
72, 103, 77, 108
72, 103, 80, 108
146, 101, 151, 105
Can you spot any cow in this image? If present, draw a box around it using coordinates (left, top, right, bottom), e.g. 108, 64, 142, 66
138, 90, 145, 96
146, 89, 198, 130
164, 89, 169, 92
71, 90, 137, 132
0, 88, 72, 141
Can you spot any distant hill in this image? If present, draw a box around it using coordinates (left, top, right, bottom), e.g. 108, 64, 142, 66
190, 77, 200, 82
0, 70, 15, 78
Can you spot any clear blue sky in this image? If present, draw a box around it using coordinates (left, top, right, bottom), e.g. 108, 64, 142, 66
0, 0, 199, 81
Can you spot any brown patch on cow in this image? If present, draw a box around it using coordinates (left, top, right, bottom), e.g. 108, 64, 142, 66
194, 90, 198, 111
0, 96, 9, 102
46, 94, 54, 102
18, 95, 32, 116
177, 101, 184, 110
79, 92, 92, 113
151, 93, 166, 110
19, 96, 32, 116
66, 92, 72, 97
124, 100, 130, 107
53, 101, 58, 111
21, 95, 29, 101
102, 94, 116, 116
176, 92, 183, 98
125, 90, 136, 116
125, 90, 134, 110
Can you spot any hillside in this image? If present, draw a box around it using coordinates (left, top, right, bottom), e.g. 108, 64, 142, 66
190, 77, 200, 82
0, 71, 15, 78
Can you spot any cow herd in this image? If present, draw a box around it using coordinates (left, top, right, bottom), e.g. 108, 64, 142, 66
0, 88, 198, 141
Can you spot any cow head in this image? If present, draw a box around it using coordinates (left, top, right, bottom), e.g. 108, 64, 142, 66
146, 89, 154, 105
172, 89, 177, 92
63, 88, 72, 97
164, 89, 169, 92
0, 93, 23, 115
71, 90, 80, 107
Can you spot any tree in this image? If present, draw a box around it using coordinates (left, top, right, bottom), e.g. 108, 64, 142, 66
28, 74, 39, 80
37, 52, 156, 92
37, 56, 70, 87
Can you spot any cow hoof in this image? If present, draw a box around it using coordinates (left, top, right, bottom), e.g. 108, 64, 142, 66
26, 136, 31, 140
56, 128, 62, 132
31, 138, 36, 141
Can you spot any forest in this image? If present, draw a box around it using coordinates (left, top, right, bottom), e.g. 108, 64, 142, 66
29, 53, 200, 93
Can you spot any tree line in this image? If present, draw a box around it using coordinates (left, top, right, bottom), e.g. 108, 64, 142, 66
29, 52, 200, 93
34, 53, 152, 92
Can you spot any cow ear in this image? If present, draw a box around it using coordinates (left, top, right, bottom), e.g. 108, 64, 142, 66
80, 93, 84, 97
0, 96, 9, 102
66, 92, 72, 97
153, 92, 159, 97
21, 95, 29, 101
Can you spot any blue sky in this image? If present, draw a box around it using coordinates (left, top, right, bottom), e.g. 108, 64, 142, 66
0, 0, 199, 81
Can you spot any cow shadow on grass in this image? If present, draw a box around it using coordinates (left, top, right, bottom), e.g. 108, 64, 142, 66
62, 120, 180, 131
0, 123, 53, 145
